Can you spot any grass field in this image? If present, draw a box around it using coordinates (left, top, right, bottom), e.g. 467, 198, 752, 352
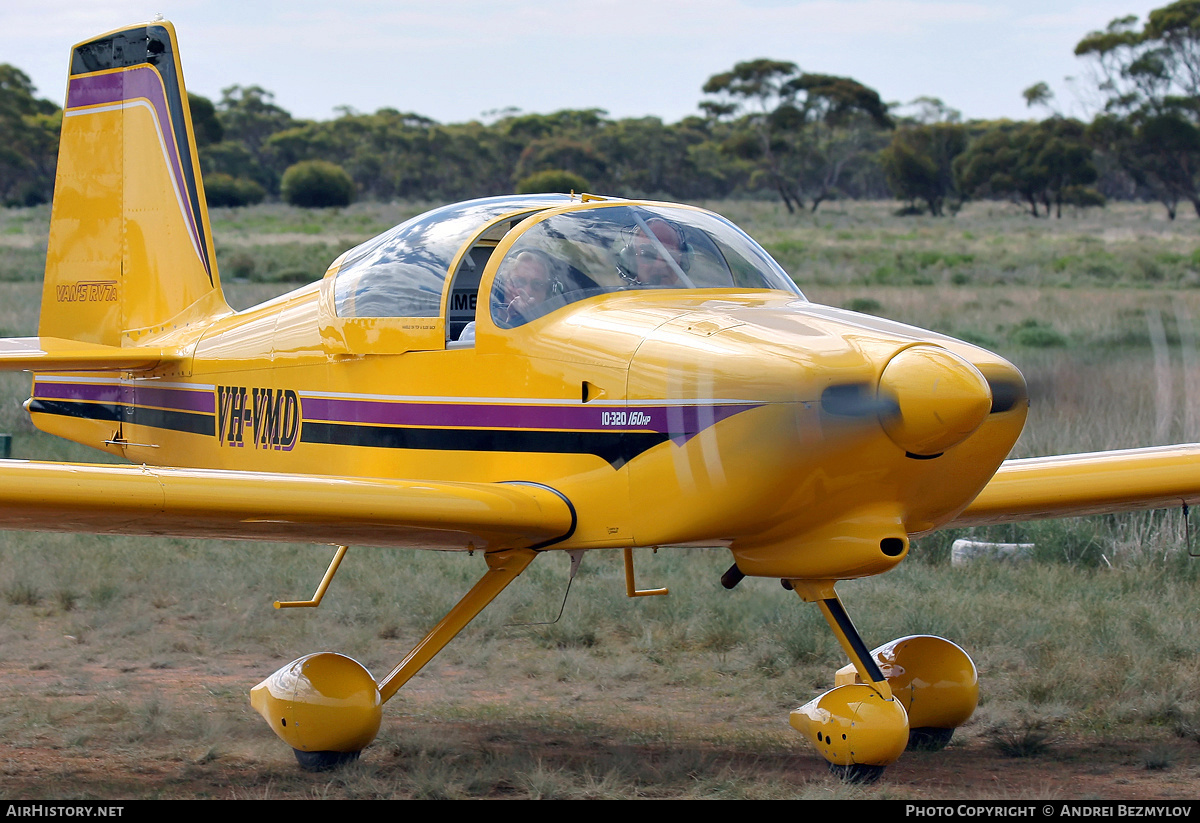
0, 199, 1198, 799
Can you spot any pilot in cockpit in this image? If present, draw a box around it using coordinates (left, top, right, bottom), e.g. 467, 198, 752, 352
619, 216, 693, 288
494, 248, 561, 328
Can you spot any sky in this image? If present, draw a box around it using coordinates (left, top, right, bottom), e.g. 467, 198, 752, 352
1, 0, 1170, 126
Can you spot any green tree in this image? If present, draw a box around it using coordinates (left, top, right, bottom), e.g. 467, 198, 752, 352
204, 173, 266, 207
880, 122, 968, 215
187, 92, 223, 146
0, 65, 60, 206
513, 137, 607, 188
1038, 119, 1104, 216
515, 169, 590, 194
264, 108, 525, 201
595, 115, 741, 199
1076, 2, 1200, 216
211, 85, 297, 193
1022, 82, 1054, 110
701, 59, 892, 212
502, 108, 607, 142
1089, 110, 1200, 218
281, 160, 355, 208
200, 140, 278, 194
955, 119, 1100, 217
217, 85, 296, 155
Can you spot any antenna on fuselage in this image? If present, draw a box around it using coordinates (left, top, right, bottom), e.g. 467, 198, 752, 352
504, 550, 585, 627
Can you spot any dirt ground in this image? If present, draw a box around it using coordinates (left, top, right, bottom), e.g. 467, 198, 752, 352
0, 654, 1195, 800
1, 724, 1196, 801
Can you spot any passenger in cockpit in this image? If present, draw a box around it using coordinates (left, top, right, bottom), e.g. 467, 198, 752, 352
495, 248, 561, 328
620, 217, 691, 288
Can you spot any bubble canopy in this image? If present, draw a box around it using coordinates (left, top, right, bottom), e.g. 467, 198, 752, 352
490, 204, 804, 328
331, 196, 804, 328
334, 195, 573, 319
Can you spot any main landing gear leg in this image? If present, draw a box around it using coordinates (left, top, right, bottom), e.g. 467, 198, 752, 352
251, 547, 539, 771
787, 580, 909, 783
376, 547, 538, 703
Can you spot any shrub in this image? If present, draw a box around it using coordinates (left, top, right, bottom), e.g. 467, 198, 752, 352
204, 173, 266, 208
1011, 319, 1068, 348
987, 718, 1057, 758
954, 328, 999, 348
1062, 185, 1106, 209
845, 297, 882, 314
515, 169, 590, 195
280, 160, 355, 208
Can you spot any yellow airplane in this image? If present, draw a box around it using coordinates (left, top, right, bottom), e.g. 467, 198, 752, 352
5, 19, 1200, 780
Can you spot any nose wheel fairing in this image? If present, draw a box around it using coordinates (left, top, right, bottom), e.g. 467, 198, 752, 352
787, 579, 980, 778
838, 634, 979, 740
790, 684, 910, 769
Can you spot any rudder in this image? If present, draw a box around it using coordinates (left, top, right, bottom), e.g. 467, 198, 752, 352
42, 20, 229, 347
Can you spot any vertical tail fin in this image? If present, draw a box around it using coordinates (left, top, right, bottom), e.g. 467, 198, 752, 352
41, 20, 230, 346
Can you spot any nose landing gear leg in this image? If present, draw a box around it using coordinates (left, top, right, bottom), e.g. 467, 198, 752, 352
787, 580, 909, 783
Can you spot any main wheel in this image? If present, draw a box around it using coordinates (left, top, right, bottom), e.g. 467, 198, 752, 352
293, 748, 361, 772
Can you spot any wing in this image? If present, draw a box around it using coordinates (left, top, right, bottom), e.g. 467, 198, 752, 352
0, 339, 574, 550
949, 444, 1200, 527
0, 460, 575, 550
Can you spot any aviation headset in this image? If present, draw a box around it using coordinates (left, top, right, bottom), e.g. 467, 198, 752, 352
501, 247, 565, 296
491, 247, 567, 328
617, 215, 692, 284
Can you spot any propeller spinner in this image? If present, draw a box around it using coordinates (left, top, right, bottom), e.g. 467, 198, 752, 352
822, 345, 993, 458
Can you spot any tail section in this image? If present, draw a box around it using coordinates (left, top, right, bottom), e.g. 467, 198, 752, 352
41, 20, 229, 346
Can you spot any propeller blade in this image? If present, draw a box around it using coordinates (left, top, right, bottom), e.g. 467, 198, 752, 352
820, 382, 900, 419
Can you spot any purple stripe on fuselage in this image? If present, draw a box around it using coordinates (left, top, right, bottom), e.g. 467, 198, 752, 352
33, 381, 121, 404
300, 397, 760, 440
34, 382, 214, 414
66, 66, 204, 272
132, 385, 215, 414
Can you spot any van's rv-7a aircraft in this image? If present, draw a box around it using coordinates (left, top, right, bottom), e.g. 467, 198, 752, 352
6, 19, 1200, 780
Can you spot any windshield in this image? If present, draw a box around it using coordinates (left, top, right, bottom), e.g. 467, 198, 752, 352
490, 205, 803, 329
334, 194, 572, 318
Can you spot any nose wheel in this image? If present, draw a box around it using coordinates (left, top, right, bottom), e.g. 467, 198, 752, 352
785, 582, 980, 780
827, 763, 886, 783
293, 749, 362, 772
787, 581, 909, 779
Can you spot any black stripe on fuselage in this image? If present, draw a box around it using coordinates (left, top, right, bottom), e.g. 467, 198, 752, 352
300, 422, 669, 469
27, 399, 214, 436
29, 400, 671, 467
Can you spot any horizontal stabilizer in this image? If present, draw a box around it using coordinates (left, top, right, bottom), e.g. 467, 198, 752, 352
0, 461, 575, 551
0, 337, 175, 372
950, 444, 1200, 527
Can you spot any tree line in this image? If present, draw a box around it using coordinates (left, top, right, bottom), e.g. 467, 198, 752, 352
3, 1, 1200, 219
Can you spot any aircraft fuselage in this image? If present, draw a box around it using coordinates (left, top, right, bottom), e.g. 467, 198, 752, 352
29, 280, 1028, 579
